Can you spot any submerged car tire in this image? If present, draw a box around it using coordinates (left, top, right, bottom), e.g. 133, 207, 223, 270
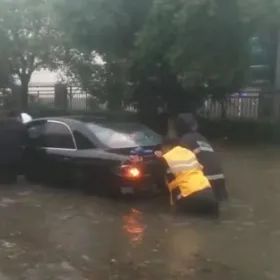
72, 168, 97, 193
84, 173, 120, 197
25, 171, 40, 184
0, 173, 17, 185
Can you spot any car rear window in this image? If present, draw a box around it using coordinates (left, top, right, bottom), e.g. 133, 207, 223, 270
87, 122, 162, 149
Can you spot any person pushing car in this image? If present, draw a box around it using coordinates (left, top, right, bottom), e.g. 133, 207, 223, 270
0, 110, 27, 183
175, 113, 228, 201
155, 138, 219, 216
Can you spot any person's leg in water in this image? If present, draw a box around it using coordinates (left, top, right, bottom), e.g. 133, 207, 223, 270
210, 179, 228, 202
176, 188, 219, 217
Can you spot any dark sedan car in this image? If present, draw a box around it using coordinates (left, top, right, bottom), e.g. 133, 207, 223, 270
23, 116, 164, 196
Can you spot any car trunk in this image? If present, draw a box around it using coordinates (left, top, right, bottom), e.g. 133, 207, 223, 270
107, 146, 165, 190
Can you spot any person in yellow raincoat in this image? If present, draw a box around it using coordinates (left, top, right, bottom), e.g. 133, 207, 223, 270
156, 138, 219, 216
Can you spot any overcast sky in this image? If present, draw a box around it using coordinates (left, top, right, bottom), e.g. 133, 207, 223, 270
30, 54, 104, 85
30, 70, 60, 85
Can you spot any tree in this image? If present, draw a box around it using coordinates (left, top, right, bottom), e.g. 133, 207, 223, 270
0, 59, 10, 90
55, 0, 153, 110
0, 26, 12, 89
239, 0, 280, 88
55, 0, 280, 117
239, 0, 280, 28
0, 0, 61, 110
64, 50, 132, 110
56, 0, 153, 57
63, 50, 108, 106
132, 0, 249, 115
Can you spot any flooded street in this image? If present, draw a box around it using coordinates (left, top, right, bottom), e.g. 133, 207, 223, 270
0, 146, 279, 279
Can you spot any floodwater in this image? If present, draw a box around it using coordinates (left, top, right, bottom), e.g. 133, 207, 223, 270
0, 146, 279, 279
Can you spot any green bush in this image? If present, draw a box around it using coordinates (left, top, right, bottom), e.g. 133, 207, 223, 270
199, 118, 280, 144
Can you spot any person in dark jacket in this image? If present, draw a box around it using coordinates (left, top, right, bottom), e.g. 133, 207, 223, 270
0, 111, 27, 183
175, 113, 228, 201
155, 138, 219, 216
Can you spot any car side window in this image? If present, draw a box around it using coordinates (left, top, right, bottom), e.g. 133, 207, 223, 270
73, 131, 95, 150
27, 122, 46, 147
43, 122, 75, 149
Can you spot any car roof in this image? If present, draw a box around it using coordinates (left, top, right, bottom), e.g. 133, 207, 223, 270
30, 116, 81, 126
29, 114, 140, 127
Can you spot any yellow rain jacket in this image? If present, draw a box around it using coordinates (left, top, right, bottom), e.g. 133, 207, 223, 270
163, 146, 211, 205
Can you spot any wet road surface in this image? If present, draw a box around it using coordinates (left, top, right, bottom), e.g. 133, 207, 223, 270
0, 146, 279, 279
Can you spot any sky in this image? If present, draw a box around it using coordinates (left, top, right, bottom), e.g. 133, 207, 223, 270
29, 54, 105, 85
30, 70, 61, 85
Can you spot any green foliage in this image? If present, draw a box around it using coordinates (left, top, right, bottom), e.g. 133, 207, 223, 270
239, 0, 280, 29
0, 0, 62, 109
56, 0, 279, 115
55, 0, 153, 58
64, 51, 106, 97
56, 0, 280, 114
55, 0, 153, 110
240, 0, 280, 88
63, 50, 130, 110
133, 0, 250, 112
199, 118, 280, 144
1, 0, 279, 114
0, 28, 11, 89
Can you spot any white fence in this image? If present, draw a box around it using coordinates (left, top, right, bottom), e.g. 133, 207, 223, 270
28, 85, 89, 111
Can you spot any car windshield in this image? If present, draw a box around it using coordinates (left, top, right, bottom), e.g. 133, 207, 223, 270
87, 122, 162, 149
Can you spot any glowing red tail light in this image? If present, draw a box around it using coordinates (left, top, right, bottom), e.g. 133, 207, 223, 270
121, 165, 142, 179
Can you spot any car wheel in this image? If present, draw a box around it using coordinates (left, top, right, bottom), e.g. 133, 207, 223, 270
0, 173, 17, 185
25, 172, 39, 184
24, 167, 42, 184
83, 173, 119, 197
72, 167, 102, 195
83, 175, 105, 196
23, 157, 42, 184
73, 168, 91, 190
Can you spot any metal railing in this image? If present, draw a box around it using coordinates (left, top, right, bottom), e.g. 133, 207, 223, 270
200, 94, 274, 120
28, 85, 90, 111
1, 85, 276, 121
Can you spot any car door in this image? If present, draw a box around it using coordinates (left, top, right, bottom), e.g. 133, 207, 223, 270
24, 120, 48, 182
41, 120, 77, 185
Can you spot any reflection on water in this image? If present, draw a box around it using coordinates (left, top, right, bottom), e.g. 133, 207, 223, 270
1, 147, 280, 279
122, 208, 146, 246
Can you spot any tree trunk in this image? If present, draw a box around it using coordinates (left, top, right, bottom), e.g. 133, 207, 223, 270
107, 93, 122, 111
20, 76, 30, 111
